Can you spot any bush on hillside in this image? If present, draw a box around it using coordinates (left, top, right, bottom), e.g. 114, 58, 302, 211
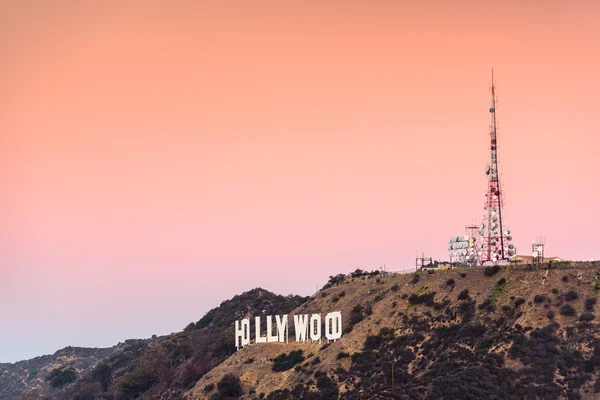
322, 274, 345, 290
217, 374, 243, 397
272, 350, 305, 372
565, 290, 579, 301
484, 266, 501, 276
579, 312, 595, 321
45, 367, 77, 389
534, 295, 547, 304
458, 289, 470, 301
560, 304, 576, 316
585, 297, 597, 311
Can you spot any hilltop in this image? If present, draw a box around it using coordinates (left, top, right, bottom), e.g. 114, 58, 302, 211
4, 263, 600, 400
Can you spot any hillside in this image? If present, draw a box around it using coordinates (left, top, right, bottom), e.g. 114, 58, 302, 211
187, 263, 600, 400
0, 346, 116, 400
5, 263, 600, 400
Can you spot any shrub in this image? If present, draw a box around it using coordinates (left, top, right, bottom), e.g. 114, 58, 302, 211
458, 289, 470, 301
497, 277, 507, 286
351, 269, 366, 277
560, 304, 576, 316
45, 367, 77, 388
204, 383, 215, 392
460, 273, 467, 278
547, 310, 555, 319
484, 265, 501, 276
580, 312, 595, 321
91, 362, 112, 392
585, 297, 596, 311
332, 295, 340, 303
551, 288, 559, 294
478, 298, 495, 312
408, 292, 436, 307
446, 278, 455, 287
391, 283, 399, 292
217, 374, 243, 397
273, 350, 305, 372
337, 352, 350, 360
514, 298, 526, 307
244, 358, 255, 364
534, 295, 547, 303
562, 275, 569, 282
565, 290, 579, 301
322, 274, 345, 290
411, 274, 420, 284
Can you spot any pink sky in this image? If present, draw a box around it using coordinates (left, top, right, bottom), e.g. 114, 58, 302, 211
1, 1, 599, 362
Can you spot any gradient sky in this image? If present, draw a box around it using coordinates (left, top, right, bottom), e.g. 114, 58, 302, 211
1, 1, 599, 362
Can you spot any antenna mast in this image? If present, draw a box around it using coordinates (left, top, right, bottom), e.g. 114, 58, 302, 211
479, 70, 514, 265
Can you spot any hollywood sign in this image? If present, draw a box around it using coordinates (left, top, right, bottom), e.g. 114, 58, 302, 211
235, 312, 342, 350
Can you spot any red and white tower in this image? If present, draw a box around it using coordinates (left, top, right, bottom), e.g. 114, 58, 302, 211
478, 71, 514, 265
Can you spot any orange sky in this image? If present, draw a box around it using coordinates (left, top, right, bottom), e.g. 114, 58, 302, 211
1, 1, 599, 361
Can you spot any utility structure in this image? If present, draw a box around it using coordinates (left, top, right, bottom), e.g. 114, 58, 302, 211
415, 252, 432, 270
532, 238, 545, 264
448, 224, 481, 265
479, 70, 514, 265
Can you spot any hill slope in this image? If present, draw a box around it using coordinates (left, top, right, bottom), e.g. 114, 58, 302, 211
0, 346, 116, 400
187, 264, 600, 400
5, 288, 309, 400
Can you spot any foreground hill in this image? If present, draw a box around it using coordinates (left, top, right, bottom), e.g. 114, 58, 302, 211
187, 263, 600, 400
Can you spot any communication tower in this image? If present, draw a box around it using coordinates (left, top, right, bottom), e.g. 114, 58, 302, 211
478, 70, 514, 265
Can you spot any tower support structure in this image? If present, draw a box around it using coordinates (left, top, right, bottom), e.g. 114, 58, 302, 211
479, 71, 514, 265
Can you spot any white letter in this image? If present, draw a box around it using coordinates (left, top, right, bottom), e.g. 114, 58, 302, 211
266, 316, 278, 342
235, 320, 242, 350
241, 318, 250, 347
325, 312, 342, 341
293, 314, 309, 342
276, 315, 288, 343
310, 314, 321, 342
255, 316, 266, 343
235, 318, 250, 349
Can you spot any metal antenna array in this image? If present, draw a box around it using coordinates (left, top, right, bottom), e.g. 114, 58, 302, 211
415, 252, 432, 271
478, 70, 514, 265
532, 237, 545, 264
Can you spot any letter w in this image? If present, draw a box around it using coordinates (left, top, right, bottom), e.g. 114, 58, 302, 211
293, 314, 309, 342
